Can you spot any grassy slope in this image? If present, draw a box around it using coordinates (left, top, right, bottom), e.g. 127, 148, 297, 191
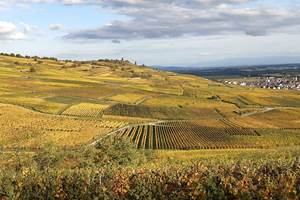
1, 55, 300, 116
0, 55, 300, 149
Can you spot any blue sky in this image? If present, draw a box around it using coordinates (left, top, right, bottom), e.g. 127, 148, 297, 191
0, 0, 300, 67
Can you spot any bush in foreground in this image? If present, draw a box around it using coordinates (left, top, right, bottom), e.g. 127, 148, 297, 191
0, 157, 300, 199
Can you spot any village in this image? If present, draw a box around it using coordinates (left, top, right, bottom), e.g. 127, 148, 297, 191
223, 76, 300, 90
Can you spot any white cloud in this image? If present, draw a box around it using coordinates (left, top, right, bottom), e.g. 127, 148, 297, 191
5, 0, 300, 41
3, 0, 300, 42
49, 23, 63, 30
60, 0, 300, 41
0, 21, 25, 40
20, 22, 41, 34
112, 39, 121, 44
0, 1, 6, 9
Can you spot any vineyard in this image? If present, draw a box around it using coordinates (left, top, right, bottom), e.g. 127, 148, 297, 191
62, 103, 110, 118
2, 161, 300, 199
104, 103, 219, 119
0, 54, 300, 199
115, 120, 260, 150
0, 104, 128, 148
2, 146, 300, 200
107, 93, 146, 104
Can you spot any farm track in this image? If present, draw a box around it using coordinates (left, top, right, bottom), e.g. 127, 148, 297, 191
0, 150, 36, 154
89, 125, 131, 146
134, 96, 152, 105
241, 107, 275, 117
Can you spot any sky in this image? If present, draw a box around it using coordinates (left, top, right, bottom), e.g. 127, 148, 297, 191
0, 0, 300, 67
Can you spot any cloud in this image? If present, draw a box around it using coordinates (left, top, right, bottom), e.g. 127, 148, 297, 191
5, 0, 300, 41
49, 23, 63, 30
61, 0, 300, 40
198, 52, 213, 57
0, 1, 6, 9
20, 22, 41, 34
0, 21, 25, 40
112, 39, 121, 44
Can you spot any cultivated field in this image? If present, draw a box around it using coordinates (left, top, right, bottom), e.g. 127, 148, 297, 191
1, 54, 300, 199
0, 54, 300, 150
62, 103, 110, 118
0, 103, 127, 148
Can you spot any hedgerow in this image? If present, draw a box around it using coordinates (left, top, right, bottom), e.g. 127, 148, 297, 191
1, 157, 299, 199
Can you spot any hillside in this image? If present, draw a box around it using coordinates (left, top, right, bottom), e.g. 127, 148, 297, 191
1, 54, 300, 150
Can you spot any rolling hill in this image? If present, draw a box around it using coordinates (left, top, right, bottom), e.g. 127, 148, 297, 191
1, 54, 300, 150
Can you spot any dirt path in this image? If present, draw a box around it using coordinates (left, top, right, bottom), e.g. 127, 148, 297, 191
241, 107, 275, 117
89, 125, 131, 146
134, 96, 152, 105
88, 120, 161, 146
